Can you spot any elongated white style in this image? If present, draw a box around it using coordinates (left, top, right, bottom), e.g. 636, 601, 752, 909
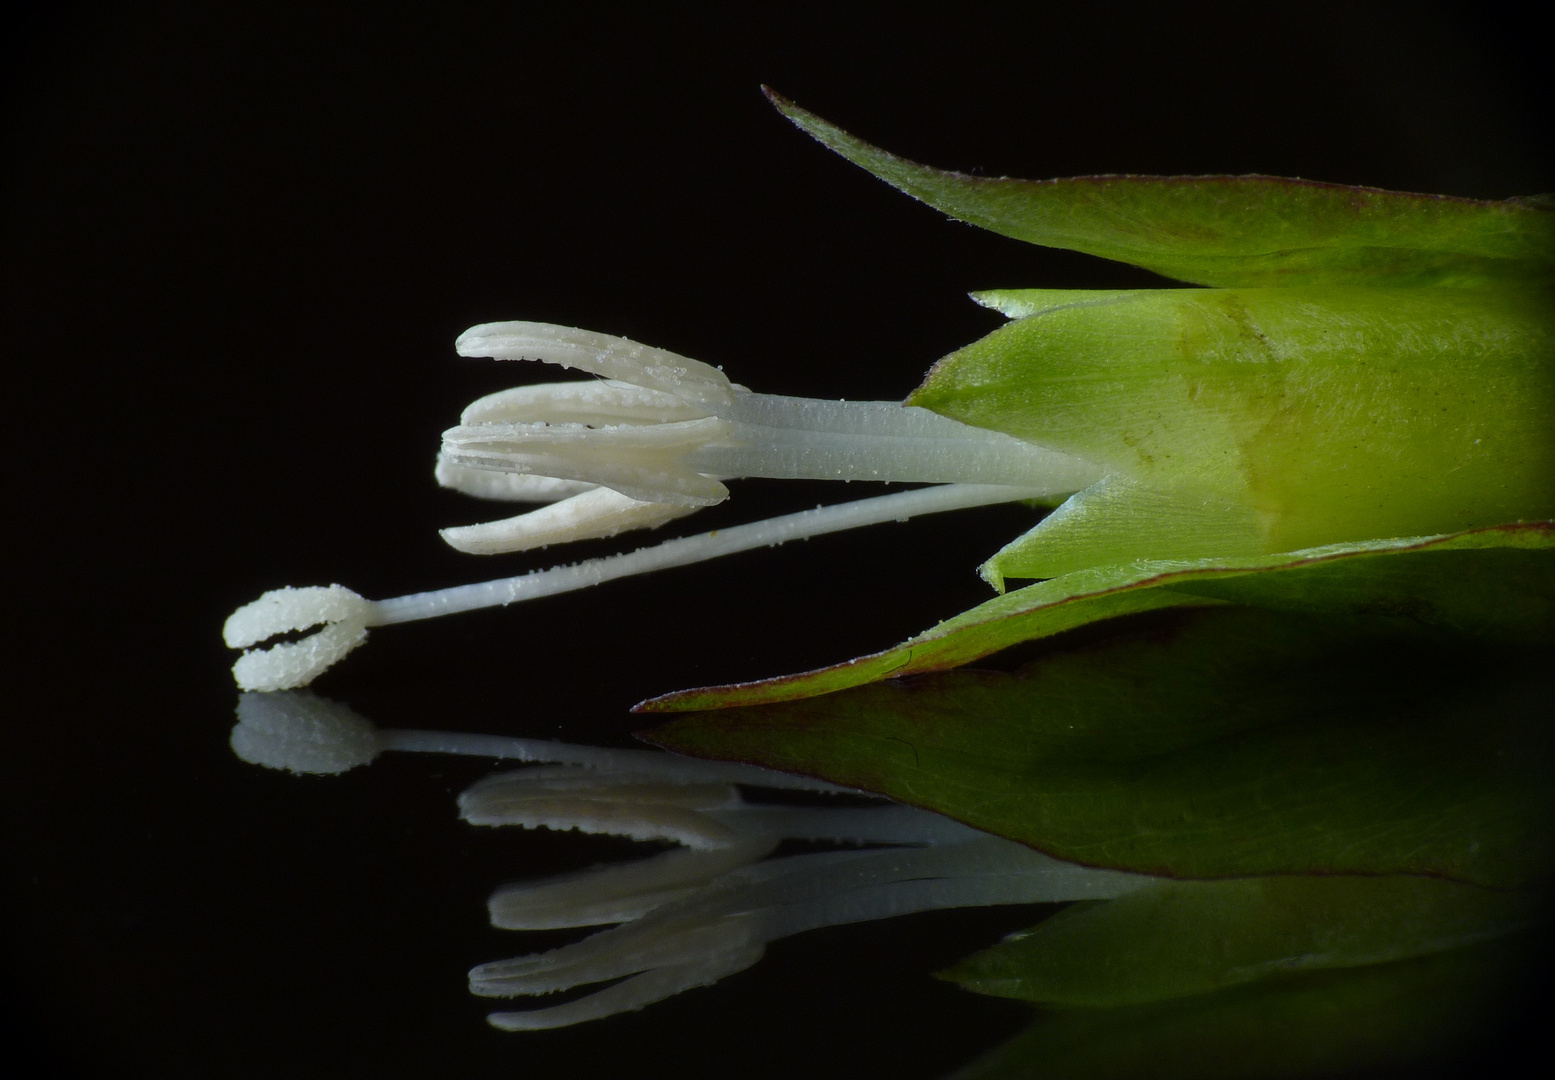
231, 691, 1150, 1029
224, 322, 1103, 690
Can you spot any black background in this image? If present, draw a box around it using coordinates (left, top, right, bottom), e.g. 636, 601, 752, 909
5, 3, 1551, 1077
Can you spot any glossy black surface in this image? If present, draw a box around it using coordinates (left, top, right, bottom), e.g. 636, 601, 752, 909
6, 3, 1551, 1076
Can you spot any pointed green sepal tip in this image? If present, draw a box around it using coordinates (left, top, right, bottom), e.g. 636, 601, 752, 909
764, 88, 1555, 288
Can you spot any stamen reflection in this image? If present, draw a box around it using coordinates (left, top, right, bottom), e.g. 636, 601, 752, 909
231, 690, 1146, 1029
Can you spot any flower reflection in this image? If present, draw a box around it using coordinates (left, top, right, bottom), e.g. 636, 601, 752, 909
231, 687, 1548, 1065
231, 690, 1144, 1029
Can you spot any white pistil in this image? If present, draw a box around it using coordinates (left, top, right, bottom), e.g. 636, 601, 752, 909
227, 483, 1055, 691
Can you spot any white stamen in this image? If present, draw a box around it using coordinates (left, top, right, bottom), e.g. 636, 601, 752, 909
224, 586, 374, 692
458, 769, 747, 849
226, 690, 1154, 1030
434, 456, 595, 503
443, 388, 1097, 504
471, 839, 1150, 1026
459, 380, 710, 427
222, 584, 373, 649
439, 486, 699, 555
456, 321, 735, 408
443, 416, 734, 506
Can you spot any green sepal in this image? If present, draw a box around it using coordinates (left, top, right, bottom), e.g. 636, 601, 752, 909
644, 601, 1555, 887
768, 90, 1555, 288
637, 523, 1554, 713
942, 875, 1542, 1007
979, 476, 1266, 591
912, 286, 1555, 579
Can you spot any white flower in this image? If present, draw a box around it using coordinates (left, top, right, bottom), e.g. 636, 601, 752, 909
224, 322, 1101, 691
434, 321, 1095, 554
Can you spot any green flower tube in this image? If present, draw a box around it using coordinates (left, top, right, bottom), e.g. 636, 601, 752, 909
926, 285, 1553, 586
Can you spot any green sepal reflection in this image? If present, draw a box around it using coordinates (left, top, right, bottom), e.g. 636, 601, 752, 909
941, 875, 1543, 1007
769, 90, 1555, 289
644, 601, 1555, 887
946, 934, 1541, 1080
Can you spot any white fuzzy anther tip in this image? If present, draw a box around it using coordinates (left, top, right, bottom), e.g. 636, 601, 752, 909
223, 585, 373, 691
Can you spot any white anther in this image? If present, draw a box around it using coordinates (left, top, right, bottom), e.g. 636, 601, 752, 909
440, 486, 701, 555
434, 455, 596, 502
459, 380, 710, 427
442, 416, 735, 506
456, 322, 735, 408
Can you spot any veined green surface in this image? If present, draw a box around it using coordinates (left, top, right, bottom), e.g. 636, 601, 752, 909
770, 90, 1555, 288
638, 523, 1554, 712
914, 286, 1555, 579
943, 875, 1542, 1006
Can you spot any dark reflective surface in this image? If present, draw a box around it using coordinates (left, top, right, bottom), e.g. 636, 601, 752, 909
8, 4, 1551, 1076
